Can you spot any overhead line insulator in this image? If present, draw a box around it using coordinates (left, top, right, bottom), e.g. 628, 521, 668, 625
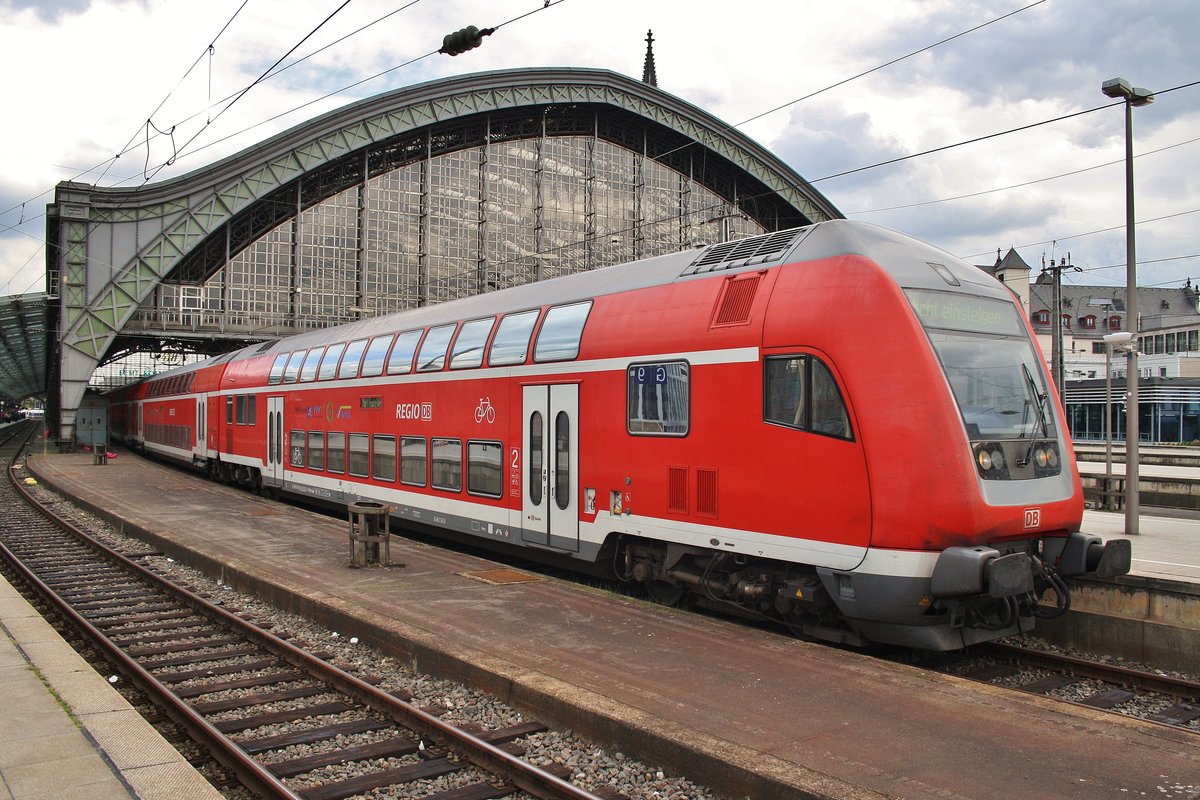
439, 25, 495, 56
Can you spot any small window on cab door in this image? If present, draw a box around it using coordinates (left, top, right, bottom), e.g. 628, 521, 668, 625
764, 355, 853, 440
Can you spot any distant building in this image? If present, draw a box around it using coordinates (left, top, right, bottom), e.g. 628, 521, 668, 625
977, 249, 1200, 444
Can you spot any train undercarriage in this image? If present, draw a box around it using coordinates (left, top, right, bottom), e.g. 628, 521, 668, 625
616, 532, 1132, 650
618, 536, 870, 646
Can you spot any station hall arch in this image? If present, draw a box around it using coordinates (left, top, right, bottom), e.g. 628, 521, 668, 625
45, 67, 842, 442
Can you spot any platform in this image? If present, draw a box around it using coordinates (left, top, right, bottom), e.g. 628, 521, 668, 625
18, 450, 1200, 800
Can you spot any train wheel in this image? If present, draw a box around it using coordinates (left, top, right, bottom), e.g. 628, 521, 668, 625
645, 580, 687, 607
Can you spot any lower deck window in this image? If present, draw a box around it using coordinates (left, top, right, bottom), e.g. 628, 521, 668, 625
627, 361, 690, 435
327, 432, 346, 473
431, 438, 462, 492
348, 433, 370, 477
307, 431, 325, 470
373, 435, 396, 482
467, 441, 503, 498
289, 430, 305, 467
401, 437, 427, 486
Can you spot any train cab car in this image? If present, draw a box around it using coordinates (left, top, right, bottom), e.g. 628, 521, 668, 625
108, 220, 1131, 650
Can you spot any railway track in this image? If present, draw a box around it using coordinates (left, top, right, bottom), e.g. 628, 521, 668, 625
0, 426, 615, 800
953, 640, 1200, 732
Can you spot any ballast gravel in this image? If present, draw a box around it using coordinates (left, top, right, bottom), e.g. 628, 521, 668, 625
22, 479, 719, 800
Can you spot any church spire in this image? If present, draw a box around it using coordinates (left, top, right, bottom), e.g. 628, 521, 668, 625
642, 30, 658, 87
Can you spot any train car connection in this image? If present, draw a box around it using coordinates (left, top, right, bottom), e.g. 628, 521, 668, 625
108, 220, 1131, 650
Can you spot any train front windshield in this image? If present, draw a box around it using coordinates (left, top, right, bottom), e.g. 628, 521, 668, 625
906, 290, 1054, 441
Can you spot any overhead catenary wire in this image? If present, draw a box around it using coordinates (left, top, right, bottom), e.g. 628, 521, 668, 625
0, 0, 254, 295
1, 0, 561, 222
0, 0, 568, 296
0, 5, 1194, 296
733, 0, 1048, 130
846, 136, 1200, 216
0, 0, 1083, 243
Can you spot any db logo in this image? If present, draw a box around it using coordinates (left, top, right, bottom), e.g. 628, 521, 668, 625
1023, 508, 1042, 529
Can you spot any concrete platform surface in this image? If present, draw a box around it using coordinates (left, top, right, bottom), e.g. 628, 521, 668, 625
1082, 507, 1200, 582
21, 450, 1200, 800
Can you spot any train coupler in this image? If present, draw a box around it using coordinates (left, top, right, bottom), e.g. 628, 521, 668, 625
1044, 532, 1132, 579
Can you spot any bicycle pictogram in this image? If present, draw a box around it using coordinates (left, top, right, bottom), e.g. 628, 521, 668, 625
474, 397, 496, 424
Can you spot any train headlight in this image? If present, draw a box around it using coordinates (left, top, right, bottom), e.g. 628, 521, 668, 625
975, 444, 1006, 476
1031, 442, 1061, 475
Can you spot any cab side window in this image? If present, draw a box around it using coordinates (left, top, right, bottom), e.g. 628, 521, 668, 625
764, 355, 852, 440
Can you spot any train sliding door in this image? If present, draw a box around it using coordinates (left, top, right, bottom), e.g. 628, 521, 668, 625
266, 396, 284, 484
521, 384, 579, 551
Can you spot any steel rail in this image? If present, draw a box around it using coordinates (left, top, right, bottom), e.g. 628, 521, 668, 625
4, 463, 307, 799
6, 447, 605, 800
977, 641, 1200, 700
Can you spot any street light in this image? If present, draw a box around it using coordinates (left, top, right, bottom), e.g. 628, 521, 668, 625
1101, 77, 1153, 535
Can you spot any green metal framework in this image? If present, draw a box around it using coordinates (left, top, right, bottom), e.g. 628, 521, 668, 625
44, 68, 840, 441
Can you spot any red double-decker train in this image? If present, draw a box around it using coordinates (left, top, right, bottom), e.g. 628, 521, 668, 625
109, 220, 1130, 650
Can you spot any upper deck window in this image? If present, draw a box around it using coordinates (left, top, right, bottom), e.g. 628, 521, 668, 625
386, 330, 422, 375
269, 354, 288, 385
450, 318, 495, 369
417, 324, 456, 372
318, 343, 346, 381
283, 350, 306, 383
338, 339, 369, 379
360, 335, 394, 378
299, 347, 324, 382
534, 301, 591, 362
489, 310, 539, 366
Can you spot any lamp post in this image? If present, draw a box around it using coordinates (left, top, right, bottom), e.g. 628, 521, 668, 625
1101, 77, 1153, 535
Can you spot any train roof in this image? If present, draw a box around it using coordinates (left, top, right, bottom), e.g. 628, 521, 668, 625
141, 220, 1007, 378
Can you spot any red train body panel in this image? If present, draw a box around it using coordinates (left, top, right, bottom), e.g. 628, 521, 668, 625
108, 221, 1130, 650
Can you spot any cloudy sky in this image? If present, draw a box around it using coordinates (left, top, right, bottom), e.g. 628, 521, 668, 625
0, 0, 1195, 298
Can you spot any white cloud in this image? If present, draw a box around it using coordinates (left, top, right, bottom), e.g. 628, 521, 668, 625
1, 0, 1197, 293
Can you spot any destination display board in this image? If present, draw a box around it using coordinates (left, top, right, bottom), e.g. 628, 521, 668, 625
906, 289, 1023, 336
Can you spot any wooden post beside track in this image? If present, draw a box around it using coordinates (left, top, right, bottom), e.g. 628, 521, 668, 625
347, 500, 396, 568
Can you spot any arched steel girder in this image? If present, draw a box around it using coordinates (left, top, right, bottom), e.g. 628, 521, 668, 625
171, 102, 838, 285
45, 67, 840, 439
